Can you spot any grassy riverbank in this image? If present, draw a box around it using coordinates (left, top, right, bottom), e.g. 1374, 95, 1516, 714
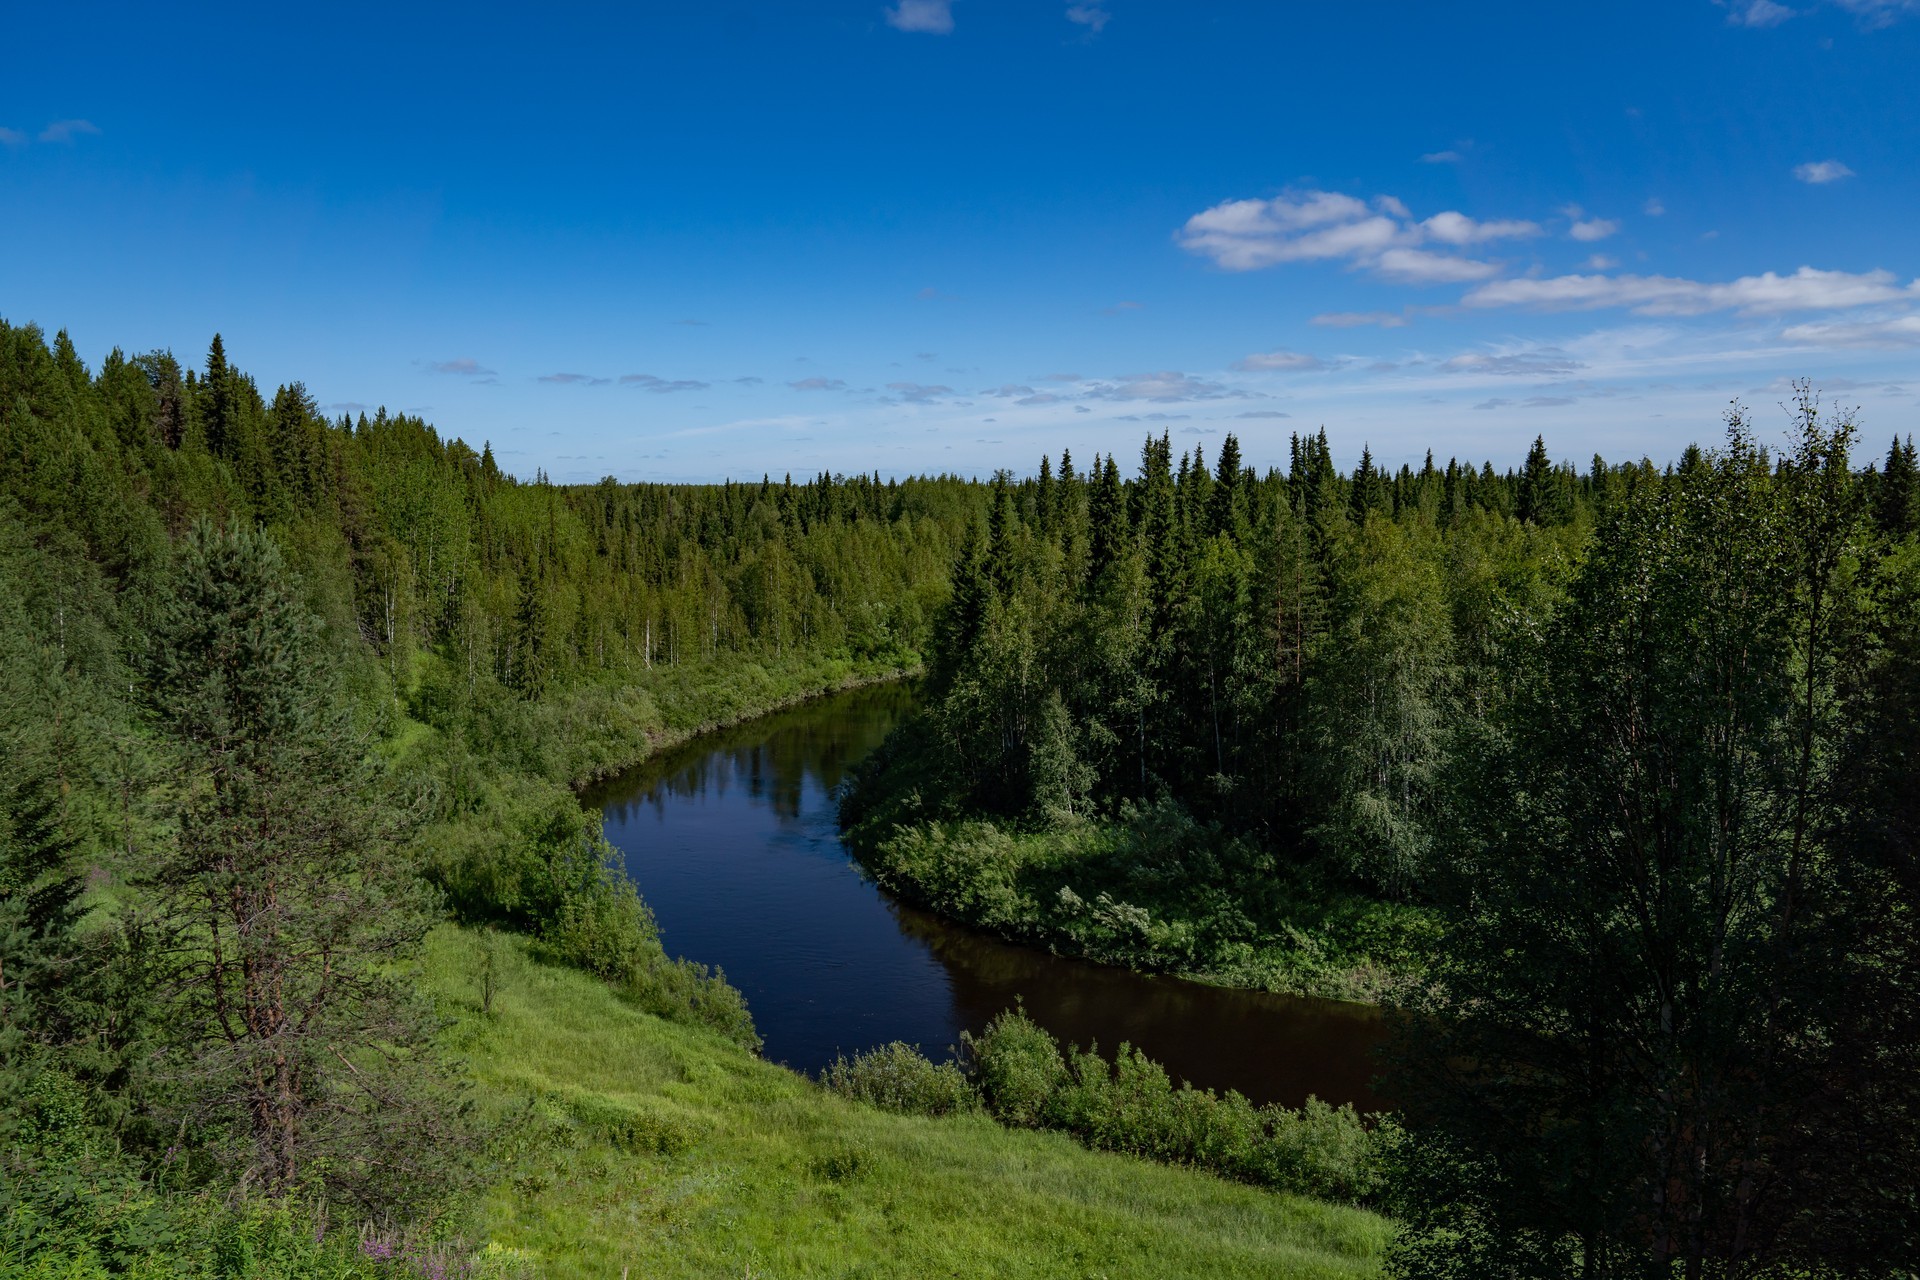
425, 926, 1391, 1279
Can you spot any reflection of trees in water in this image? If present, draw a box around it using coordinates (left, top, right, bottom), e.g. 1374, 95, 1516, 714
889, 895, 1388, 1109
599, 682, 916, 829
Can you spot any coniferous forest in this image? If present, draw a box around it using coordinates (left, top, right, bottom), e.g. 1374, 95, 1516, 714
4, 318, 1919, 1277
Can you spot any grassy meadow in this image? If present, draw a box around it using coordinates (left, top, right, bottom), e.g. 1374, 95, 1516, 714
423, 926, 1390, 1279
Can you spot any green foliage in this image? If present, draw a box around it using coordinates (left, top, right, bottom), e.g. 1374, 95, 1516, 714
961, 1007, 1385, 1203
853, 799, 1432, 1000
1389, 396, 1920, 1276
821, 1041, 979, 1117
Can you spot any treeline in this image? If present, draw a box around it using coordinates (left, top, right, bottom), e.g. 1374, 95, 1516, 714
1, 323, 974, 701
0, 319, 981, 1273
847, 418, 1919, 898
846, 398, 1920, 1276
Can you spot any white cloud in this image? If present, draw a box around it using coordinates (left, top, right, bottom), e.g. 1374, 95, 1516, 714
1065, 3, 1109, 32
1644, 197, 1667, 216
1569, 217, 1621, 242
1781, 312, 1920, 347
1722, 0, 1795, 25
1313, 311, 1409, 328
1421, 211, 1543, 245
37, 119, 99, 143
1464, 266, 1915, 316
1374, 247, 1503, 283
1794, 159, 1855, 184
1230, 349, 1325, 372
0, 127, 25, 148
1585, 254, 1620, 270
886, 0, 954, 33
1420, 150, 1463, 164
789, 377, 848, 391
1177, 189, 1522, 283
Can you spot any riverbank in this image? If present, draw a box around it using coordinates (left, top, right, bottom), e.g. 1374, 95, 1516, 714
423, 924, 1390, 1279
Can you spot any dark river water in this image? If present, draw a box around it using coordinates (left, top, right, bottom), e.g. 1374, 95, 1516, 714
588, 681, 1387, 1111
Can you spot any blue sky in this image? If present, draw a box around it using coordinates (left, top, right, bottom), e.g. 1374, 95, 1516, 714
4, 0, 1917, 481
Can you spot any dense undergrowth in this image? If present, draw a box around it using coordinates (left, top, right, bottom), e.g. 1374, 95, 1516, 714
841, 722, 1434, 1000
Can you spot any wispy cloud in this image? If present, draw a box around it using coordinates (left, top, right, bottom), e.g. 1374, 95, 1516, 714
1313, 310, 1410, 328
1100, 300, 1143, 315
1721, 0, 1795, 26
540, 372, 610, 386
1066, 3, 1110, 33
38, 119, 99, 143
1832, 0, 1920, 27
422, 358, 495, 377
1086, 371, 1230, 402
886, 0, 954, 34
1236, 410, 1293, 419
885, 381, 953, 403
1442, 349, 1587, 377
620, 373, 708, 392
1464, 266, 1915, 316
789, 376, 848, 391
1231, 348, 1325, 372
1723, 0, 1918, 27
1781, 312, 1920, 347
1561, 206, 1621, 241
1643, 197, 1667, 216
0, 127, 26, 148
1420, 149, 1463, 164
1794, 159, 1855, 184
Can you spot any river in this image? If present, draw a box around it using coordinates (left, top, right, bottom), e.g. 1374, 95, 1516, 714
588, 680, 1386, 1111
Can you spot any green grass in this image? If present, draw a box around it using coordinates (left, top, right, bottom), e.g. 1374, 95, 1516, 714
424, 926, 1390, 1279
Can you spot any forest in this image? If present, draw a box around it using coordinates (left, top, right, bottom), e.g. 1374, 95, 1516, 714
3, 315, 1918, 1277
842, 396, 1920, 1273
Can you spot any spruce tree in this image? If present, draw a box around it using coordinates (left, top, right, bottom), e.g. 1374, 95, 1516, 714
1878, 433, 1918, 537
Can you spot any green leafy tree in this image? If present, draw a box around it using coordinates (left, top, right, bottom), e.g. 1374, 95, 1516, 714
1387, 403, 1892, 1277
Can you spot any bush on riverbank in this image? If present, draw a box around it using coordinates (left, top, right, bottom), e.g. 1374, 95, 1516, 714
821, 1008, 1388, 1204
821, 1041, 980, 1117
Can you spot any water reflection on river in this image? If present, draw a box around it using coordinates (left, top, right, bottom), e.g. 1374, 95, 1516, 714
588, 681, 1386, 1110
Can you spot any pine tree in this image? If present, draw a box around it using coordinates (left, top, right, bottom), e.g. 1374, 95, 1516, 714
139, 521, 467, 1210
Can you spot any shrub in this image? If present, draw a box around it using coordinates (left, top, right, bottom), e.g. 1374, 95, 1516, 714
821, 1042, 978, 1117
959, 1005, 1386, 1203
960, 1007, 1067, 1128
